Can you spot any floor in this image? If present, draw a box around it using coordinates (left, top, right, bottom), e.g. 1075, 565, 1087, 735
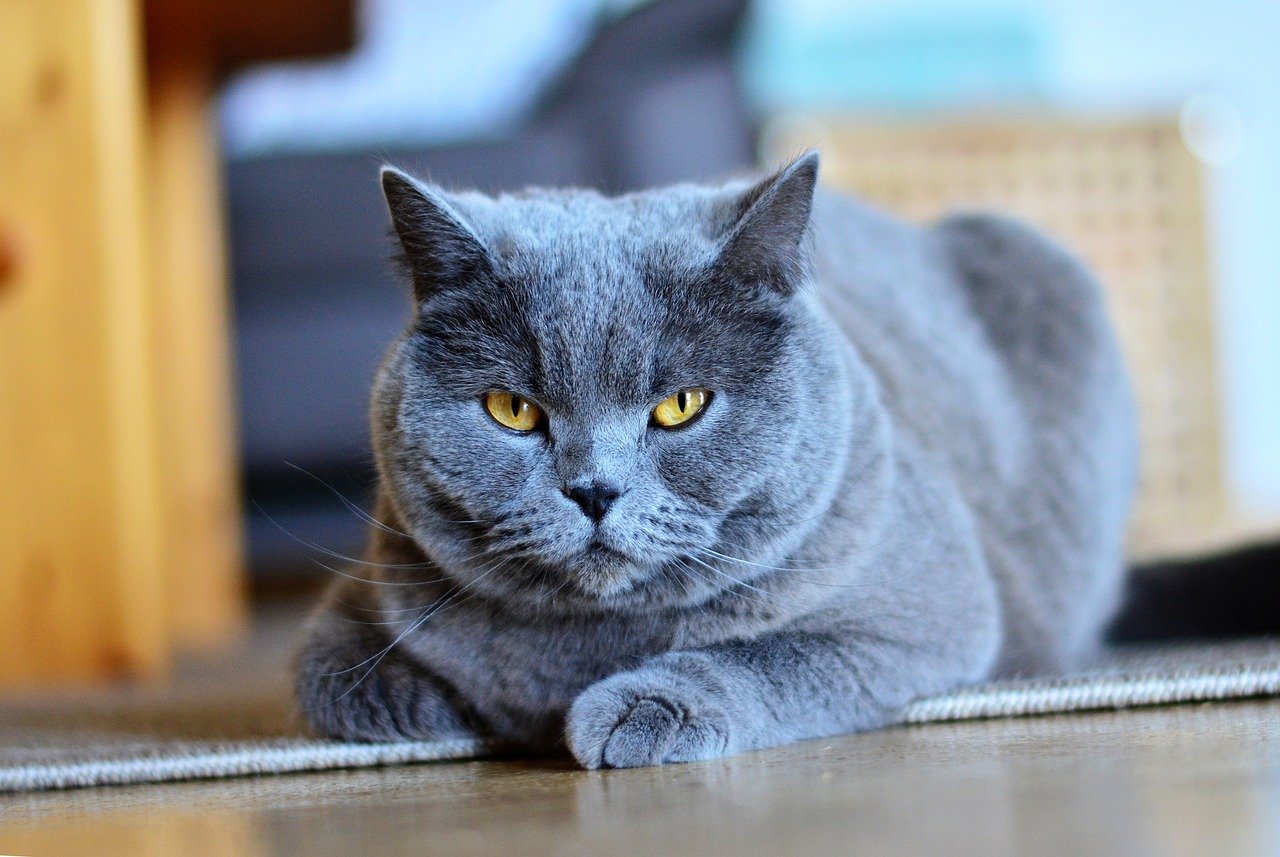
5, 599, 1280, 855
3, 696, 1279, 857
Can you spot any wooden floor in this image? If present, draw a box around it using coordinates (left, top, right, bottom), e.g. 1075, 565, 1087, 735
3, 698, 1279, 856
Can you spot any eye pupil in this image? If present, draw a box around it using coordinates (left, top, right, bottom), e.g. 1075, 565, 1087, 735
677, 391, 687, 412
511, 397, 521, 418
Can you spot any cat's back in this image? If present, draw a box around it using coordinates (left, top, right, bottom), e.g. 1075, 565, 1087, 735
806, 190, 1032, 478
809, 187, 1138, 672
808, 187, 1131, 462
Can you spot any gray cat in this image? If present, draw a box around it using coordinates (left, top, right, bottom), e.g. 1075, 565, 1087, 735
295, 152, 1138, 768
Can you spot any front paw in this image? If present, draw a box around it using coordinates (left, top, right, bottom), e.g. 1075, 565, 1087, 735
567, 659, 732, 769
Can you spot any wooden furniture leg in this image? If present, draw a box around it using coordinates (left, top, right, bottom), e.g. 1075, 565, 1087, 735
1, 0, 352, 686
146, 59, 246, 649
0, 0, 169, 683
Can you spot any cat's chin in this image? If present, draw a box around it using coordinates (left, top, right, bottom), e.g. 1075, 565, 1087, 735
566, 541, 646, 600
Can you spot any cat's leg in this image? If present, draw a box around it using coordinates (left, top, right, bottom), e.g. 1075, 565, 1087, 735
295, 587, 475, 742
567, 594, 1000, 768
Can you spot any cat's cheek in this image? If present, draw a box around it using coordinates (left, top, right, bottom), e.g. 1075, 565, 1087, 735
653, 433, 771, 510
651, 420, 747, 493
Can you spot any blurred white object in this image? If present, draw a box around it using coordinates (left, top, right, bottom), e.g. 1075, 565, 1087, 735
220, 0, 641, 155
1181, 93, 1245, 166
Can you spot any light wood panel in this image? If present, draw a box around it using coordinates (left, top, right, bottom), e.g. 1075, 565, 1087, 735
146, 60, 246, 649
0, 0, 353, 686
0, 0, 169, 682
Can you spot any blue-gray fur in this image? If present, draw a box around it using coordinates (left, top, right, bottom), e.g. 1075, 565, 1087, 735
294, 152, 1138, 767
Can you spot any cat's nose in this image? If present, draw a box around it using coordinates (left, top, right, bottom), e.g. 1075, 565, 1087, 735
563, 479, 623, 523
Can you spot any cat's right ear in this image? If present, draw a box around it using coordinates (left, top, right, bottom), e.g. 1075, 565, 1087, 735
381, 167, 492, 301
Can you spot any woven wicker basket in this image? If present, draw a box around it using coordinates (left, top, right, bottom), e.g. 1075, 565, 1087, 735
765, 115, 1264, 559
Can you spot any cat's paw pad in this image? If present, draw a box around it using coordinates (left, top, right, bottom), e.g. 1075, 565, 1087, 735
567, 665, 730, 769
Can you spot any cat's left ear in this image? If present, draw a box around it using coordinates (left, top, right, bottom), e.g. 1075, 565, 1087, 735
381, 166, 493, 301
714, 151, 819, 294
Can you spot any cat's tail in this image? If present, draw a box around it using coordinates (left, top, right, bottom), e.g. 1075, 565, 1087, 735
1106, 539, 1280, 642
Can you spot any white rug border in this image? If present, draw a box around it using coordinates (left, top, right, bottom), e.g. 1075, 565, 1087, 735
0, 736, 492, 793
5, 656, 1280, 793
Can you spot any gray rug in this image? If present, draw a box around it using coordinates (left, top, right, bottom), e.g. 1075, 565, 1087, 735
3, 638, 1280, 793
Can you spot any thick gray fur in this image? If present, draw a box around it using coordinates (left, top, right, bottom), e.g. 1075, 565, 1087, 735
295, 152, 1138, 768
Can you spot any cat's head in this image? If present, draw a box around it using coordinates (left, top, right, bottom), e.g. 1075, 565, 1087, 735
372, 153, 855, 610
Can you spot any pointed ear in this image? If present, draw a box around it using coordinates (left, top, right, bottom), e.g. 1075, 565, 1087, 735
381, 166, 492, 300
714, 151, 820, 293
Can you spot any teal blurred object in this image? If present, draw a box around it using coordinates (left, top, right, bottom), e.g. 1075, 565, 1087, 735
741, 7, 1050, 111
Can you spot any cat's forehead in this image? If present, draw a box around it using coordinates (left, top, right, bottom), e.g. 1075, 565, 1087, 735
494, 210, 676, 405
449, 187, 725, 320
454, 185, 733, 257
429, 192, 726, 400
410, 181, 791, 405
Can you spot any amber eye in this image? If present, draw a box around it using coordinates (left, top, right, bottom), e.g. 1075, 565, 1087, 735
484, 391, 543, 432
652, 388, 710, 428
